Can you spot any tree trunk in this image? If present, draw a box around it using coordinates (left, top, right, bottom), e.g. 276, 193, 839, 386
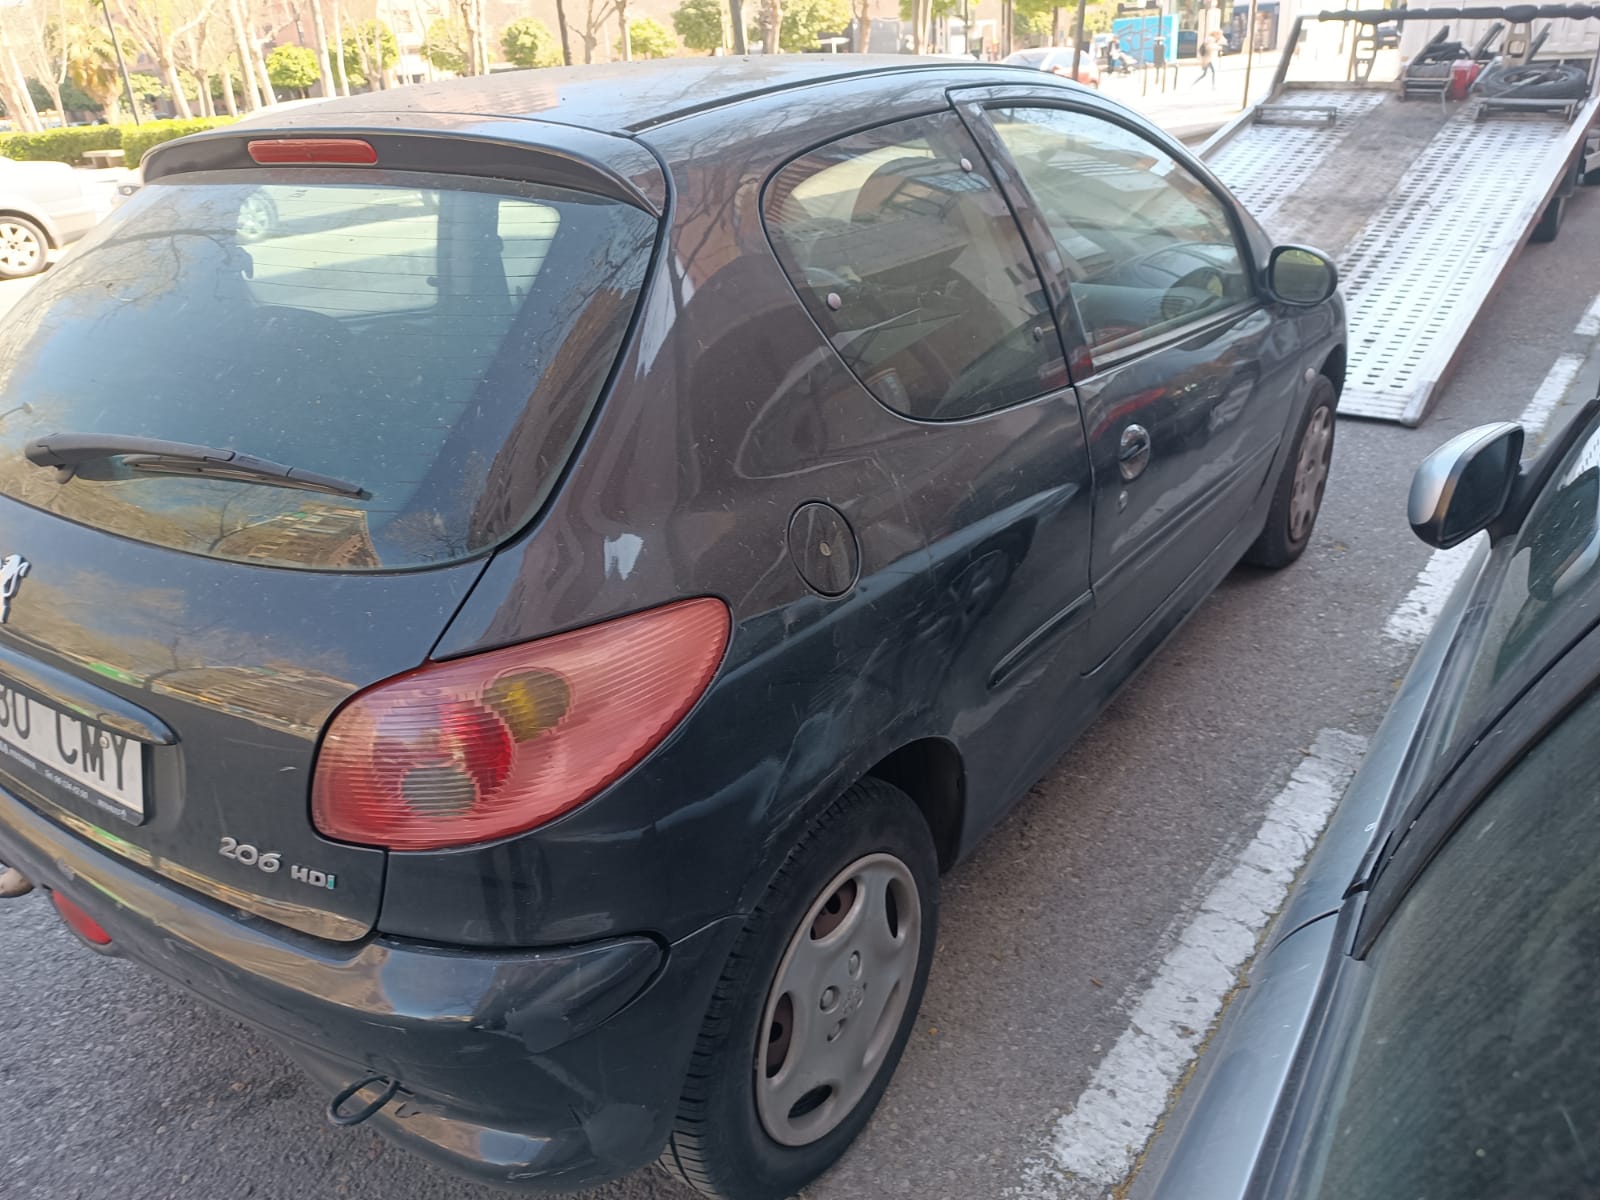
228, 0, 264, 108
242, 0, 277, 104
854, 0, 869, 52
308, 0, 335, 96
252, 38, 276, 102
762, 0, 780, 52
457, 0, 478, 73
162, 56, 192, 118
0, 21, 41, 132
40, 72, 65, 121
728, 0, 747, 52
331, 0, 350, 93
220, 64, 238, 114
197, 68, 214, 115
554, 0, 573, 63
618, 0, 631, 59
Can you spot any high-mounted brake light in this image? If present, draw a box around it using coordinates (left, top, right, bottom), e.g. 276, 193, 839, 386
247, 138, 378, 166
312, 598, 731, 850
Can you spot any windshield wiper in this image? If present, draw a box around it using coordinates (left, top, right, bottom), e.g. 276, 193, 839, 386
24, 434, 370, 500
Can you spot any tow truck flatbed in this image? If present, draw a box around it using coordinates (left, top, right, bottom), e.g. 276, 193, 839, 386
1199, 9, 1600, 425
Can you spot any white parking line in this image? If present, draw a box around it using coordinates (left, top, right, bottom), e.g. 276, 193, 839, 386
1517, 352, 1587, 436
1381, 538, 1484, 647
1012, 729, 1367, 1200
1575, 291, 1600, 339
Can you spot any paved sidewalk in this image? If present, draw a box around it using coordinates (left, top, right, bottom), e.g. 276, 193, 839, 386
1101, 50, 1284, 141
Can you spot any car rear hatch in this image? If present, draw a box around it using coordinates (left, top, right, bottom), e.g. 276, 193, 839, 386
0, 122, 662, 940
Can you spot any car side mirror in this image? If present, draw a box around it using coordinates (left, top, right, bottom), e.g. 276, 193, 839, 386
1408, 421, 1525, 549
1266, 245, 1338, 306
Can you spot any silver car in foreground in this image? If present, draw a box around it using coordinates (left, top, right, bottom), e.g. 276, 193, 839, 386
0, 156, 100, 279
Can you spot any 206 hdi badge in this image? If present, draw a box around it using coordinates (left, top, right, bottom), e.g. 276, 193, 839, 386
0, 555, 29, 623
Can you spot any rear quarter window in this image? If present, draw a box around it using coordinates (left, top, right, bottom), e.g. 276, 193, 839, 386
762, 111, 1067, 422
0, 170, 656, 570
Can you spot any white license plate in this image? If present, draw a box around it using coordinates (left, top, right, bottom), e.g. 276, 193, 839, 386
0, 682, 144, 820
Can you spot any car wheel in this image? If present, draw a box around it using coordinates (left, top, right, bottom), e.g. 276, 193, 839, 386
0, 215, 49, 279
662, 778, 939, 1200
236, 190, 279, 242
1244, 374, 1336, 569
1531, 192, 1566, 243
1475, 62, 1590, 100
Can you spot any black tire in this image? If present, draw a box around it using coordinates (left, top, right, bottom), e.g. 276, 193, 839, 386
1531, 192, 1566, 243
1244, 374, 1337, 569
0, 214, 49, 280
1475, 62, 1589, 99
662, 779, 939, 1200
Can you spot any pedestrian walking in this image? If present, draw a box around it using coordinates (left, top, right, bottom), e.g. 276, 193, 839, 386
1195, 30, 1219, 87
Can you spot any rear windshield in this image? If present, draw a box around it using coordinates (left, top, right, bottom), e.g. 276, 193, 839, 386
0, 170, 656, 570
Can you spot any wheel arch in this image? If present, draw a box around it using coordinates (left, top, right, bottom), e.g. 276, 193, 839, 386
864, 737, 966, 873
1321, 344, 1346, 397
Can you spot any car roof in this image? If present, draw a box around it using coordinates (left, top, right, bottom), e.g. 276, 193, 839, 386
248, 56, 1026, 136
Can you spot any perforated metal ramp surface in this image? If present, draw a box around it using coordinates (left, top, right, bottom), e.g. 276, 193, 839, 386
1205, 92, 1387, 228
1333, 107, 1592, 423
1208, 92, 1600, 425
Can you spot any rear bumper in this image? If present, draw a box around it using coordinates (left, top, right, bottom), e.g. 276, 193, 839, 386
0, 789, 740, 1191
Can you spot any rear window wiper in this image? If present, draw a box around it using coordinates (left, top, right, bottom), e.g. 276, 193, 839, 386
24, 434, 370, 500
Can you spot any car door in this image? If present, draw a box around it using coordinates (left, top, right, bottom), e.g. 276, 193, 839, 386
761, 109, 1100, 800
961, 94, 1295, 668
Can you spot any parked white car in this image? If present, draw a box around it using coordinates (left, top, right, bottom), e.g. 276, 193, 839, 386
0, 157, 100, 279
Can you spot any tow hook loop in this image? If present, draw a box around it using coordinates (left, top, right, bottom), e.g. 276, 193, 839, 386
327, 1074, 401, 1127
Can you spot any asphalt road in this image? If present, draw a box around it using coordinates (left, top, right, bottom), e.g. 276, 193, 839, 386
2, 186, 1599, 1200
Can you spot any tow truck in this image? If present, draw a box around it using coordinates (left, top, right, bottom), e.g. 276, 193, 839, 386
1199, 5, 1600, 424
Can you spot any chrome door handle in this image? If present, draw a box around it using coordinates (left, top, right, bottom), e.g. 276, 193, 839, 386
1119, 424, 1152, 481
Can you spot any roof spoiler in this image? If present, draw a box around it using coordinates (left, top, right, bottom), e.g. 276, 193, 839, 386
1318, 4, 1600, 20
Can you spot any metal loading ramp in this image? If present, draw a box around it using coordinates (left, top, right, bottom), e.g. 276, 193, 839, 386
1199, 11, 1600, 426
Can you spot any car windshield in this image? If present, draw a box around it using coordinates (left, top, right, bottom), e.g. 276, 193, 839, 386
0, 170, 656, 570
1288, 681, 1600, 1200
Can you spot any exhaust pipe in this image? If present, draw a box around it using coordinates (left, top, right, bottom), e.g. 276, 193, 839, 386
0, 864, 35, 898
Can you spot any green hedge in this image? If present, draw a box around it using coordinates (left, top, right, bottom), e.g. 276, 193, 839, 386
0, 117, 236, 167
122, 117, 235, 166
0, 125, 121, 163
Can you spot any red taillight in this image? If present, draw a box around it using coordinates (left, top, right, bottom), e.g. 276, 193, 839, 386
312, 598, 731, 850
51, 891, 112, 945
247, 138, 378, 165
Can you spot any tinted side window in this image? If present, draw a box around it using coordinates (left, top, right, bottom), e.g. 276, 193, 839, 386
765, 112, 1066, 421
989, 107, 1252, 352
1293, 683, 1600, 1200
1441, 416, 1600, 751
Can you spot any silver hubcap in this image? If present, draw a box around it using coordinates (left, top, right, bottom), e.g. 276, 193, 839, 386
238, 196, 272, 239
0, 223, 40, 272
756, 853, 921, 1147
1289, 405, 1333, 543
